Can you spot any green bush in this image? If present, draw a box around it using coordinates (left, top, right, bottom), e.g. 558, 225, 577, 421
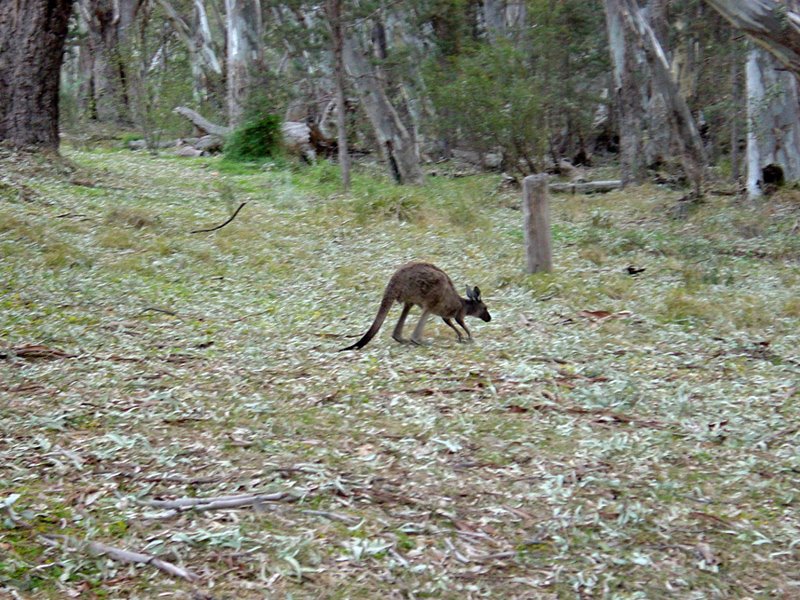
224, 115, 282, 162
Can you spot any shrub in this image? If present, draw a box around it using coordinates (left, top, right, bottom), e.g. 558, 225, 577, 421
224, 115, 282, 162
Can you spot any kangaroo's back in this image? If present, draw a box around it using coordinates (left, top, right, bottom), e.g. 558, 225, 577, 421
390, 262, 461, 313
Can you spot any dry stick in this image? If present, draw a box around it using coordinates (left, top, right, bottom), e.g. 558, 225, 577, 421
77, 538, 199, 582
1, 507, 198, 583
190, 202, 247, 234
141, 491, 295, 511
300, 509, 360, 525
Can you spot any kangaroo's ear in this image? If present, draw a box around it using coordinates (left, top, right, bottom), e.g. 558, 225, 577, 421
473, 286, 481, 300
466, 285, 475, 300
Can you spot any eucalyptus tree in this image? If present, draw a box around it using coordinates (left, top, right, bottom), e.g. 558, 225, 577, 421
705, 0, 800, 75
0, 0, 74, 150
75, 0, 145, 124
226, 0, 265, 126
604, 0, 706, 192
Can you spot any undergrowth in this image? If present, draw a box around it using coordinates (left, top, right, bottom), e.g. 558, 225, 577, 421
1, 149, 798, 598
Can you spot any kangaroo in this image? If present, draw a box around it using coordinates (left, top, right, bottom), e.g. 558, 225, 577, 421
340, 262, 492, 351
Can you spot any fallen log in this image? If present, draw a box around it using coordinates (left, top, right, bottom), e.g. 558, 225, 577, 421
548, 180, 623, 194
173, 106, 230, 136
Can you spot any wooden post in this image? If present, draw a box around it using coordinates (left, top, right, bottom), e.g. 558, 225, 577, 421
523, 174, 553, 274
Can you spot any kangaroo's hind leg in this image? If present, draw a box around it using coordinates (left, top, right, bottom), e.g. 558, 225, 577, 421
442, 318, 464, 342
410, 309, 431, 346
392, 303, 413, 343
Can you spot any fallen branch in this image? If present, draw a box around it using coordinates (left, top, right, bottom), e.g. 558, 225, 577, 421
190, 202, 247, 234
530, 401, 669, 429
548, 180, 623, 194
1, 504, 198, 582
141, 491, 297, 513
76, 538, 199, 582
173, 106, 231, 137
301, 509, 360, 524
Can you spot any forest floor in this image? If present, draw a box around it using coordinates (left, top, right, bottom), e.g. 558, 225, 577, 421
1, 147, 799, 599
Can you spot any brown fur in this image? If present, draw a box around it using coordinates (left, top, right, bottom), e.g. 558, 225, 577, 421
340, 262, 491, 351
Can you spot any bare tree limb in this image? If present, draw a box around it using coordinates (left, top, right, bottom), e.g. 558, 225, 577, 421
190, 202, 247, 234
705, 0, 800, 76
173, 106, 231, 136
140, 491, 296, 512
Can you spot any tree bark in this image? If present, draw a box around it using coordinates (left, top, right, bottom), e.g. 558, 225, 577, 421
226, 0, 264, 127
0, 0, 75, 150
705, 0, 800, 76
156, 0, 222, 103
745, 47, 800, 197
603, 0, 646, 185
730, 35, 744, 184
327, 0, 351, 191
621, 0, 707, 193
78, 0, 143, 124
342, 35, 423, 184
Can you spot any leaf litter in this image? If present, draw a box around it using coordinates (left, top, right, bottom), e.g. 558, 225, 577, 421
0, 149, 799, 597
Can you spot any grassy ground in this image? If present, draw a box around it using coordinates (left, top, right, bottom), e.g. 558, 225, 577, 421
1, 148, 799, 599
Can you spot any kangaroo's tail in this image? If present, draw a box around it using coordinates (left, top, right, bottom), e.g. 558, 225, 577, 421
339, 287, 396, 351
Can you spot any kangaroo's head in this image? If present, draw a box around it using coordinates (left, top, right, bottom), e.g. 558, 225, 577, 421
465, 285, 492, 322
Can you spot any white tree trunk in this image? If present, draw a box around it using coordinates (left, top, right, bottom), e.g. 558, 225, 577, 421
326, 0, 351, 191
225, 0, 263, 127
745, 47, 800, 198
603, 0, 646, 184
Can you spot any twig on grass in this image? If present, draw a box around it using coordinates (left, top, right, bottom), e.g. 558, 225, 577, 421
140, 491, 298, 515
66, 537, 199, 582
1, 505, 199, 582
301, 509, 360, 524
190, 202, 247, 234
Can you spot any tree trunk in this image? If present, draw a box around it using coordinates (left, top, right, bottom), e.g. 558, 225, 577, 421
482, 0, 527, 42
342, 35, 424, 185
226, 0, 264, 127
326, 0, 351, 191
705, 0, 800, 76
621, 0, 707, 194
730, 36, 744, 184
79, 0, 141, 124
156, 0, 222, 103
745, 47, 800, 198
603, 0, 646, 184
0, 0, 74, 150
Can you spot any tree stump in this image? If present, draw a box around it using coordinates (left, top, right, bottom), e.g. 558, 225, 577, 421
523, 174, 553, 274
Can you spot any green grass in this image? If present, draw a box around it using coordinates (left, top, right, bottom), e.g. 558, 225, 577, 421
1, 148, 799, 598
